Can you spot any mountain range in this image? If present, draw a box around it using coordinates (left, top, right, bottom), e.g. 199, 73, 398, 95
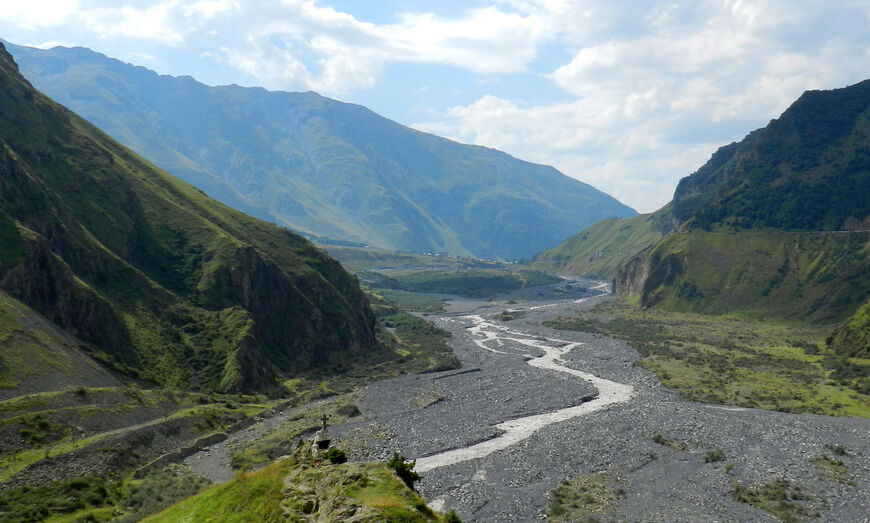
5, 42, 636, 260
0, 42, 378, 394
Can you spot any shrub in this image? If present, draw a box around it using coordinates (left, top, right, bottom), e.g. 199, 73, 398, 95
325, 448, 347, 464
387, 452, 421, 490
704, 449, 726, 463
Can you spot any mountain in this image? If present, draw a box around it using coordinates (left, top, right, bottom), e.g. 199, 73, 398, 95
0, 42, 377, 393
828, 299, 870, 359
531, 211, 670, 279
535, 79, 870, 325
5, 42, 636, 260
614, 79, 870, 321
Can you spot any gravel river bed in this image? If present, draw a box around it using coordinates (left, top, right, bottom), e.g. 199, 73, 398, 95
330, 284, 870, 522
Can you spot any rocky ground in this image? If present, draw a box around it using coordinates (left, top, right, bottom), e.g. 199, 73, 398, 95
327, 285, 870, 522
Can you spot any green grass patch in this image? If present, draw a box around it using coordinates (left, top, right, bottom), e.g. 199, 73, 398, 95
377, 289, 446, 313
370, 269, 560, 298
548, 472, 624, 522
651, 433, 686, 451
0, 476, 122, 523
147, 449, 449, 522
731, 479, 821, 522
544, 300, 869, 417
229, 395, 362, 471
810, 455, 849, 483
493, 309, 527, 321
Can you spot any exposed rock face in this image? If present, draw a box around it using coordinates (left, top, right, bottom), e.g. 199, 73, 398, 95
0, 42, 378, 393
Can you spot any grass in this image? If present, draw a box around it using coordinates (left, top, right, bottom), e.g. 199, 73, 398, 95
369, 269, 561, 298
146, 449, 450, 522
493, 309, 527, 321
548, 472, 624, 522
532, 212, 665, 279
704, 449, 726, 463
0, 463, 211, 523
229, 395, 362, 471
651, 433, 686, 451
544, 299, 869, 417
0, 476, 122, 523
377, 289, 446, 313
810, 455, 849, 483
0, 397, 267, 484
731, 479, 820, 522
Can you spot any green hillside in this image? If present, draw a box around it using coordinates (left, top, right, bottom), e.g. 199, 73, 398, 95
609, 79, 870, 323
146, 450, 453, 523
6, 42, 636, 260
615, 230, 870, 322
828, 299, 870, 359
0, 43, 377, 393
0, 291, 121, 398
531, 212, 669, 278
674, 80, 870, 231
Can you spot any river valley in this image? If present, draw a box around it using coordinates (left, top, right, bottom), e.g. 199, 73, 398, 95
183, 280, 870, 521
333, 283, 870, 522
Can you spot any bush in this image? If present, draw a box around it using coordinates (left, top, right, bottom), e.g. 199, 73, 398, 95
387, 452, 421, 490
704, 449, 726, 463
325, 448, 347, 464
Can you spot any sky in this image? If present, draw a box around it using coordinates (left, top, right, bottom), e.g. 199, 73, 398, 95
1, 1, 868, 213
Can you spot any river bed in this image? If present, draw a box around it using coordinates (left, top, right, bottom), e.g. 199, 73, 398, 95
332, 284, 870, 522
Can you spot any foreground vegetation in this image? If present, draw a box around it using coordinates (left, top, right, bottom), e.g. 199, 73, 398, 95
545, 300, 869, 417
548, 472, 624, 522
229, 395, 362, 471
146, 447, 454, 522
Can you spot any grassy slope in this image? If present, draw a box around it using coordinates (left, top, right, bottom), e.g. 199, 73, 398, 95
146, 453, 450, 522
8, 42, 636, 260
0, 43, 377, 393
545, 300, 869, 417
618, 230, 870, 323
827, 299, 870, 359
532, 212, 666, 278
682, 80, 870, 232
0, 291, 121, 396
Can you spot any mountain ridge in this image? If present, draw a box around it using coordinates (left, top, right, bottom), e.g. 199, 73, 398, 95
6, 41, 636, 260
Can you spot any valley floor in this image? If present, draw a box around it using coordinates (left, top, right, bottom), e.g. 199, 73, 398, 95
329, 288, 870, 521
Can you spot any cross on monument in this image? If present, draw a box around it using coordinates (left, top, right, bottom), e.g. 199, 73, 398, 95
321, 414, 329, 430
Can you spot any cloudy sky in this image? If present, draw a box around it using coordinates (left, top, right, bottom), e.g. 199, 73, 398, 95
2, 1, 868, 212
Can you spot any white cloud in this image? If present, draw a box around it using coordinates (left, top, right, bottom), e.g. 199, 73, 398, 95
0, 0, 79, 28
413, 0, 870, 212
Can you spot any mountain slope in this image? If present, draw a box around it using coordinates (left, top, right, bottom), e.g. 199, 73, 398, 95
6, 42, 636, 260
615, 230, 870, 322
611, 79, 870, 321
0, 290, 122, 399
0, 43, 377, 393
674, 80, 870, 231
536, 79, 870, 284
531, 211, 670, 279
